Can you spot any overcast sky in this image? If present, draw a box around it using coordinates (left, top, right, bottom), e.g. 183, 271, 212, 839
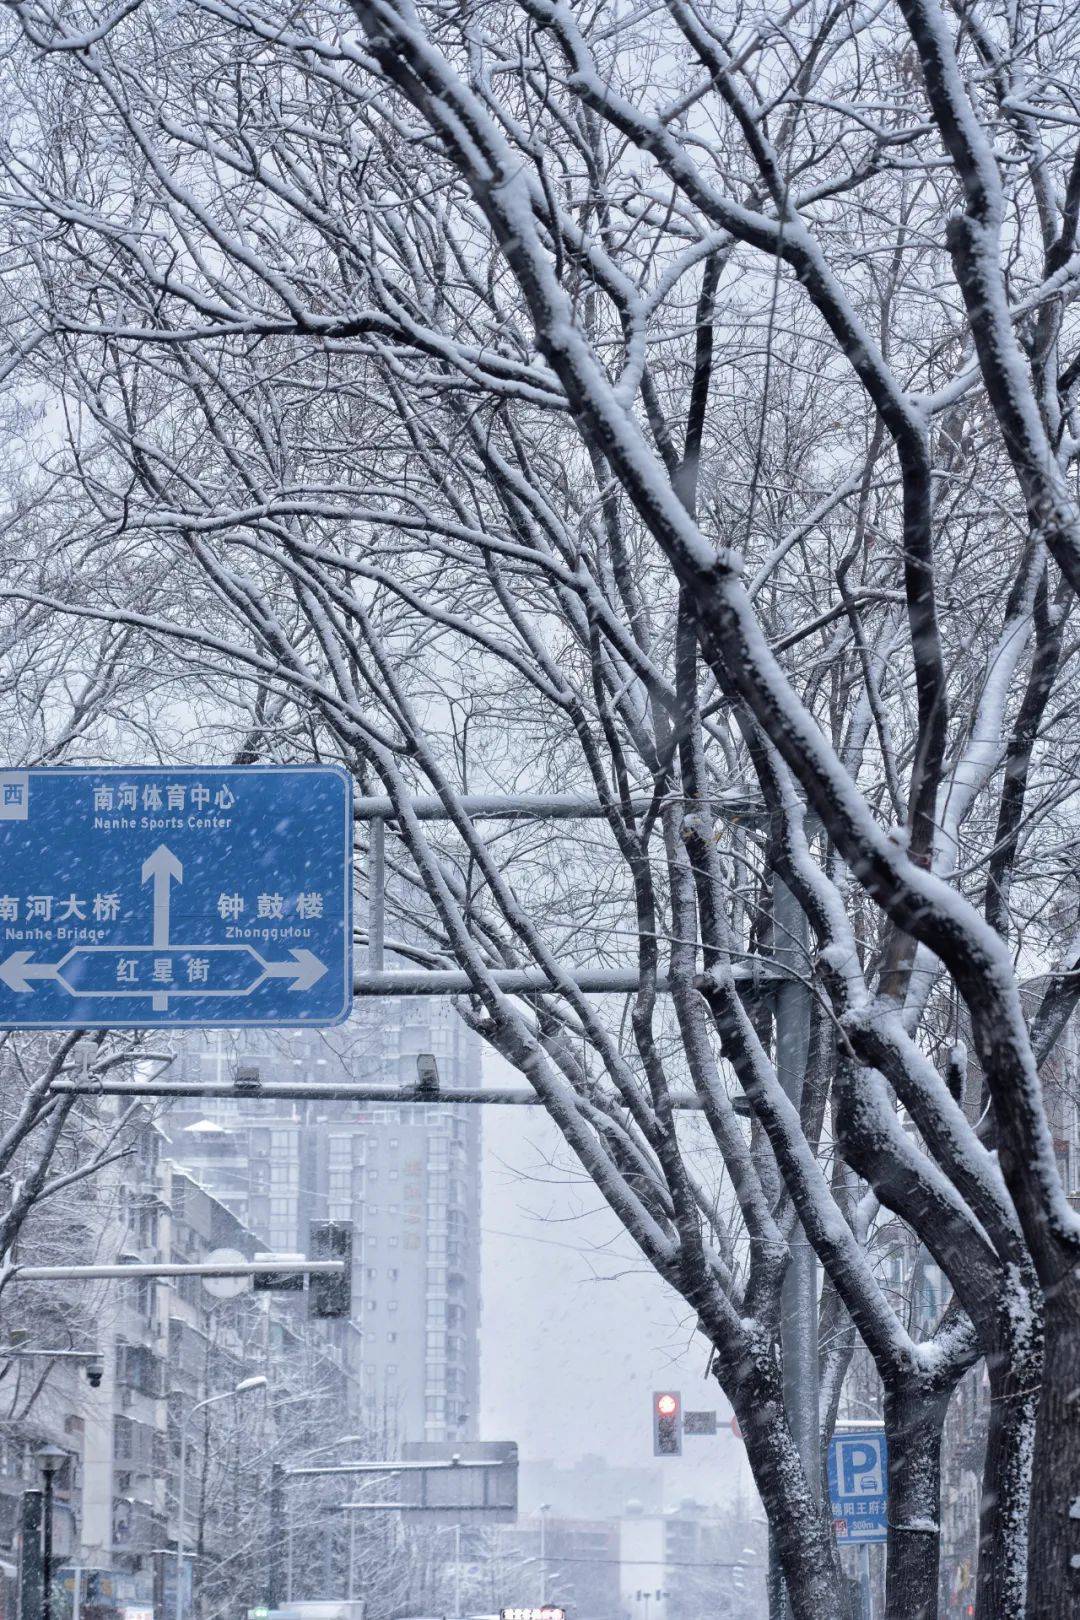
478, 1050, 758, 1516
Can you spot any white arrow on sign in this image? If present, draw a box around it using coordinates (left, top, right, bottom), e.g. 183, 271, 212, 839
0, 951, 60, 993
0, 943, 330, 999
141, 844, 183, 947
260, 947, 328, 992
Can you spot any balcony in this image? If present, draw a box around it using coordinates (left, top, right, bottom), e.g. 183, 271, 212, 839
115, 1344, 164, 1399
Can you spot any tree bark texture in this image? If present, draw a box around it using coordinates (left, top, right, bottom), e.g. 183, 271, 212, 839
884, 1381, 951, 1620
976, 1303, 1040, 1618
731, 1357, 846, 1619
1025, 1269, 1080, 1616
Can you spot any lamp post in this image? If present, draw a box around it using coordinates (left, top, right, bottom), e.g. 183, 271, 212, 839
36, 1443, 68, 1620
176, 1376, 267, 1620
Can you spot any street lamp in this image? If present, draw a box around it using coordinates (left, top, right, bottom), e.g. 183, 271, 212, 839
271, 1433, 373, 1606
427, 1521, 465, 1620
36, 1443, 68, 1620
176, 1376, 267, 1620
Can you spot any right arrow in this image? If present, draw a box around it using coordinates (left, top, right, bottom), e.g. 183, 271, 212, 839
141, 844, 183, 948
0, 951, 61, 993
261, 948, 328, 992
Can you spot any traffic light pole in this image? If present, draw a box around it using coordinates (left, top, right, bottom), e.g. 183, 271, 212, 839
4, 1257, 344, 1284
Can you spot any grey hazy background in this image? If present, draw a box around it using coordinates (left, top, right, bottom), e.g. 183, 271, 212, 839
479, 1049, 757, 1516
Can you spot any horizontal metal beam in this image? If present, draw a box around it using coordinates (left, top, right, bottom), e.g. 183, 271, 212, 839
0, 1347, 99, 1359
334, 1502, 497, 1512
285, 1459, 501, 1478
354, 792, 764, 823
9, 1258, 343, 1283
335, 1503, 415, 1511
49, 1079, 707, 1109
352, 964, 781, 997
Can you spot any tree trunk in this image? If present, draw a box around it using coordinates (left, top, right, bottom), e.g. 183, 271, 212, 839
1025, 1267, 1080, 1616
883, 1380, 951, 1620
977, 1327, 1040, 1617
732, 1362, 846, 1619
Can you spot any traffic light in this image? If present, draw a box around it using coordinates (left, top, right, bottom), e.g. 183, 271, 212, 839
308, 1220, 353, 1318
652, 1390, 682, 1456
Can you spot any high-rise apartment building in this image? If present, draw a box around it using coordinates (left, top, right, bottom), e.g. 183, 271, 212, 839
163, 997, 482, 1443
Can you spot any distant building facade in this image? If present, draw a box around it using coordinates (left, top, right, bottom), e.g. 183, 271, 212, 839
0, 1106, 361, 1620
162, 998, 482, 1443
519, 1454, 662, 1519
501, 1514, 622, 1620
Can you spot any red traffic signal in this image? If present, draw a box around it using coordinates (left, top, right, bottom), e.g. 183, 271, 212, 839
652, 1390, 682, 1456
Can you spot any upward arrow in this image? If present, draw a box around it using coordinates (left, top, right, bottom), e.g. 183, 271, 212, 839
141, 844, 183, 948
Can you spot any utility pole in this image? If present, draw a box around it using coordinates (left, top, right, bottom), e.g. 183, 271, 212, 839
18, 1490, 43, 1620
177, 1380, 267, 1620
773, 873, 819, 1620
269, 1465, 285, 1608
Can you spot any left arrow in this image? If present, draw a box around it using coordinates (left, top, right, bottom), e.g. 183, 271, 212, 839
0, 951, 61, 993
141, 844, 183, 948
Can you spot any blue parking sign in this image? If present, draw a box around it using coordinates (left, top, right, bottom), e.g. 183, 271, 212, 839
828, 1428, 888, 1543
0, 766, 353, 1028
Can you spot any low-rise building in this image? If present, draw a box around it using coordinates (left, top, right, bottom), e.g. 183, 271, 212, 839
0, 1106, 363, 1620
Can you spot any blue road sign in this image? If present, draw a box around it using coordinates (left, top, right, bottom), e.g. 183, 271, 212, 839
828, 1428, 888, 1544
0, 766, 352, 1028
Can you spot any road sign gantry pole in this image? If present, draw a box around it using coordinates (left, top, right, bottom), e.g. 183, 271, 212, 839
267, 1456, 509, 1606
355, 791, 765, 993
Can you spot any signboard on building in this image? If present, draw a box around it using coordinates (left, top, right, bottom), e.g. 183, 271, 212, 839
401, 1441, 518, 1524
684, 1410, 718, 1435
0, 766, 352, 1028
828, 1427, 888, 1543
